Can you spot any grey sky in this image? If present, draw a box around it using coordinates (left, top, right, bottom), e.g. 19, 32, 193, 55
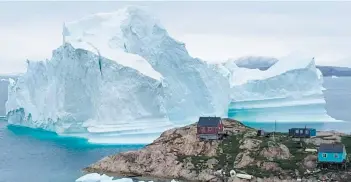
1, 1, 351, 74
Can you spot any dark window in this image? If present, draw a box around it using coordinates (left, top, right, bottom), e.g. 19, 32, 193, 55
335, 154, 339, 158
208, 127, 212, 132
322, 153, 327, 158
201, 127, 206, 132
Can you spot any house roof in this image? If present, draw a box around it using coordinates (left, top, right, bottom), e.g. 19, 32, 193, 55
197, 117, 221, 127
319, 143, 344, 153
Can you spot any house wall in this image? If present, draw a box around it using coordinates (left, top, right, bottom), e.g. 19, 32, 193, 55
199, 134, 219, 140
310, 129, 317, 137
318, 152, 346, 163
197, 126, 219, 134
289, 128, 315, 138
219, 121, 224, 131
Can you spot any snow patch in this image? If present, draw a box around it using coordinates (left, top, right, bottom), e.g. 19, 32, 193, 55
64, 6, 162, 81
233, 56, 278, 70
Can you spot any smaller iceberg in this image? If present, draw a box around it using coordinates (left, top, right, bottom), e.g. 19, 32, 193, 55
223, 55, 339, 122
75, 173, 131, 182
76, 173, 178, 182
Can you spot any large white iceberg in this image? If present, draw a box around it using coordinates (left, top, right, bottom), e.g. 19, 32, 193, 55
6, 6, 338, 144
6, 6, 230, 144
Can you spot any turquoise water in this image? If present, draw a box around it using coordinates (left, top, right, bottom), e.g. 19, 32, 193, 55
0, 120, 143, 182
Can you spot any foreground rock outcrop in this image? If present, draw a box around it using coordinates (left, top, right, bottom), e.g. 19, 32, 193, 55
86, 119, 248, 181
85, 119, 351, 182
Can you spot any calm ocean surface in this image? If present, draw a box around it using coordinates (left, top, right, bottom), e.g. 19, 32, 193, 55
0, 77, 350, 182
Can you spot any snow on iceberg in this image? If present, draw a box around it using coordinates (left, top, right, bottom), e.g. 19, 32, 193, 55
233, 56, 278, 71
6, 6, 230, 144
224, 55, 338, 122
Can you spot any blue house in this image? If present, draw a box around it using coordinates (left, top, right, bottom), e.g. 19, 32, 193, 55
288, 128, 316, 138
318, 143, 347, 164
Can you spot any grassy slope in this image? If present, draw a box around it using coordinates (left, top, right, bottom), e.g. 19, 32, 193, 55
178, 128, 351, 179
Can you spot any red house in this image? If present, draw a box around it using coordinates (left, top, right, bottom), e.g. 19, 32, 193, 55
197, 117, 224, 140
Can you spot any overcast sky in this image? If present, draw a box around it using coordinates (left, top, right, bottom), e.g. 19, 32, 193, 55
0, 1, 351, 74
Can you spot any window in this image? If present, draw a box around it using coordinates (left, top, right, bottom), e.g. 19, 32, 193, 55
322, 153, 327, 158
201, 127, 206, 133
305, 130, 309, 134
335, 154, 339, 158
295, 130, 299, 134
300, 129, 303, 134
208, 127, 212, 132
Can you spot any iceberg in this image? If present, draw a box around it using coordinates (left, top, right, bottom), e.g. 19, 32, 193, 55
6, 6, 230, 144
6, 6, 338, 144
75, 173, 178, 182
223, 55, 338, 122
75, 173, 132, 182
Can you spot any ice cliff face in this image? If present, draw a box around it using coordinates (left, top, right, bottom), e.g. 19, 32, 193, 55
6, 44, 174, 143
6, 6, 337, 144
6, 6, 229, 143
63, 6, 230, 122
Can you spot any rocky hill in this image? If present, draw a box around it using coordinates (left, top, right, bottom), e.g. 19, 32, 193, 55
85, 119, 351, 182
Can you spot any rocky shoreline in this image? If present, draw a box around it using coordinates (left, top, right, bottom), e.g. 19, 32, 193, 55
85, 119, 351, 182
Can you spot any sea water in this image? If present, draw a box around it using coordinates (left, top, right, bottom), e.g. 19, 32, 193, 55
0, 77, 350, 182
0, 119, 143, 182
